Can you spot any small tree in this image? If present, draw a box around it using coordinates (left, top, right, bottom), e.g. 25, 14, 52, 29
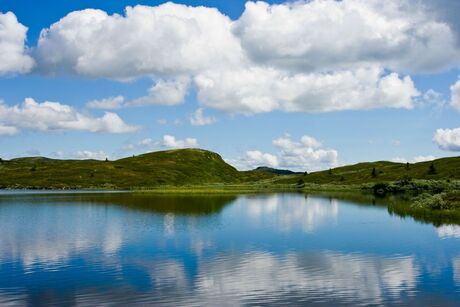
105, 157, 109, 162
371, 167, 377, 178
296, 178, 305, 188
303, 171, 308, 176
0, 157, 3, 163
328, 168, 332, 175
30, 165, 36, 172
428, 163, 437, 175
406, 162, 410, 170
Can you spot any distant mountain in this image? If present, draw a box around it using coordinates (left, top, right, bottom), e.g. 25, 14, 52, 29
253, 166, 303, 175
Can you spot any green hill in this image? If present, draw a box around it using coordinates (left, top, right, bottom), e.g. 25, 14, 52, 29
272, 157, 460, 185
0, 149, 271, 189
0, 148, 459, 190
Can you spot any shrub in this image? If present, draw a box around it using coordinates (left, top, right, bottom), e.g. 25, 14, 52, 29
371, 167, 377, 178
428, 163, 437, 175
296, 179, 305, 188
411, 193, 447, 210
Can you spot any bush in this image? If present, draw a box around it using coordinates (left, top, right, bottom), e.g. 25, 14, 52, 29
296, 179, 305, 188
411, 193, 448, 210
372, 183, 389, 196
428, 163, 437, 175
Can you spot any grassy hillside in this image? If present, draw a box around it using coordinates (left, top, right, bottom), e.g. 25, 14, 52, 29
0, 149, 272, 189
0, 148, 459, 190
271, 156, 460, 185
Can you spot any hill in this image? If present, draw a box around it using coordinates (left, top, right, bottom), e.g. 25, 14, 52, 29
271, 156, 460, 185
253, 166, 303, 175
0, 149, 272, 189
0, 148, 459, 190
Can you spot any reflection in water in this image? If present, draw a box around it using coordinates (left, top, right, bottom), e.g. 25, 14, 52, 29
0, 192, 460, 305
437, 225, 460, 239
241, 194, 338, 232
195, 252, 418, 306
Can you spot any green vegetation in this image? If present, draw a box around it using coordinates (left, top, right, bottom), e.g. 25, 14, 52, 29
0, 149, 272, 189
2, 147, 460, 224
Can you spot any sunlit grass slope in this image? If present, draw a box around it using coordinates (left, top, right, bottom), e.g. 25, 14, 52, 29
0, 149, 271, 189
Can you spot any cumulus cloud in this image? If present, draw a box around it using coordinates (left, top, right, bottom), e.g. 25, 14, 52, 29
128, 77, 190, 106
0, 98, 139, 134
233, 135, 338, 171
190, 108, 216, 126
273, 135, 339, 171
86, 96, 124, 109
451, 78, 460, 111
433, 127, 460, 151
195, 66, 419, 114
0, 12, 34, 75
34, 4, 242, 78
32, 1, 441, 114
244, 150, 279, 168
234, 1, 460, 73
162, 135, 198, 149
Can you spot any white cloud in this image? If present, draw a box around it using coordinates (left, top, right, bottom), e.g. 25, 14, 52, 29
245, 150, 279, 168
53, 150, 108, 160
86, 96, 124, 109
391, 155, 435, 163
0, 124, 19, 135
32, 2, 432, 114
0, 12, 34, 75
190, 108, 216, 126
0, 98, 139, 134
127, 77, 190, 106
35, 4, 242, 79
234, 0, 460, 73
123, 138, 157, 151
433, 127, 460, 151
233, 135, 338, 171
157, 119, 167, 125
162, 135, 198, 149
195, 66, 419, 114
273, 135, 339, 171
450, 78, 460, 111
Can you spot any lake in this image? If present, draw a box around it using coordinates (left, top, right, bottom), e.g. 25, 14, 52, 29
1, 191, 460, 306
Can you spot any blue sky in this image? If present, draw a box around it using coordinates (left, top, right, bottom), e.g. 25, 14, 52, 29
1, 0, 460, 171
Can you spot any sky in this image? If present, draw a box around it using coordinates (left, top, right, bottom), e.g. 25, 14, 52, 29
1, 0, 460, 171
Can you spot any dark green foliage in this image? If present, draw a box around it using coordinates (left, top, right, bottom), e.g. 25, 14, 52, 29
340, 176, 345, 181
30, 165, 36, 172
328, 168, 332, 175
0, 158, 3, 163
253, 166, 301, 175
296, 178, 305, 188
105, 158, 109, 162
428, 163, 437, 175
371, 167, 377, 178
406, 162, 410, 170
304, 171, 308, 176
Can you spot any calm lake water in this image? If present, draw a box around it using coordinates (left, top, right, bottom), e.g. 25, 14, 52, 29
1, 191, 460, 306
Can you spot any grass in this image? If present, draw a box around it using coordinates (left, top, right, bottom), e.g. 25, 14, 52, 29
0, 148, 273, 189
2, 147, 460, 223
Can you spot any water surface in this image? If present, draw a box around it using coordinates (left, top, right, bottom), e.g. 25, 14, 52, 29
1, 192, 460, 306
